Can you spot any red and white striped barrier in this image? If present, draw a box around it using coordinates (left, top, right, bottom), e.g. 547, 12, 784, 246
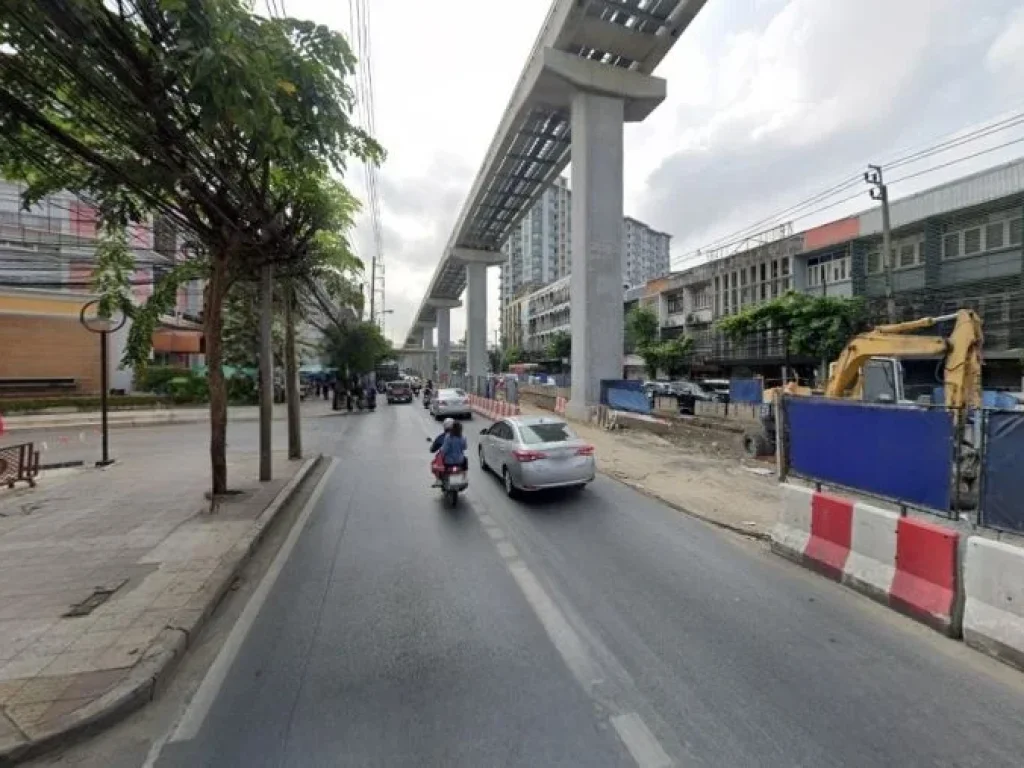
469, 396, 520, 420
773, 483, 962, 636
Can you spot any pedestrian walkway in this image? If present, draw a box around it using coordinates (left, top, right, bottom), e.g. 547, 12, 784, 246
0, 437, 316, 760
518, 403, 780, 537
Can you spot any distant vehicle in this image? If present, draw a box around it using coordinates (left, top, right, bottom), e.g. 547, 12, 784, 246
386, 380, 413, 404
430, 388, 472, 420
670, 380, 717, 414
478, 415, 595, 497
699, 378, 731, 404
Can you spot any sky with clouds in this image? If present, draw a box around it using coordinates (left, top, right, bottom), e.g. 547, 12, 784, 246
283, 0, 1024, 345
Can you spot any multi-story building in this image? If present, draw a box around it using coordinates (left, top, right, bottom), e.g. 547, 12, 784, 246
499, 176, 571, 315
624, 216, 672, 290
629, 157, 1024, 387
0, 179, 204, 395
498, 177, 671, 342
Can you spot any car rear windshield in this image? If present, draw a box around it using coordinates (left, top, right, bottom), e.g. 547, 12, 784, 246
439, 389, 466, 398
519, 422, 576, 444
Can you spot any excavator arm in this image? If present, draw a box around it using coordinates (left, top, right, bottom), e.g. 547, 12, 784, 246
824, 309, 983, 405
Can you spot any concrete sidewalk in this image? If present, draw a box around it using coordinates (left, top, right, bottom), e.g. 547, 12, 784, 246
519, 403, 780, 537
0, 440, 320, 762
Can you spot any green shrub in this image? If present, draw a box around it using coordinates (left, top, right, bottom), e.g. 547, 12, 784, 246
0, 394, 169, 414
227, 374, 258, 405
167, 374, 209, 404
135, 365, 190, 394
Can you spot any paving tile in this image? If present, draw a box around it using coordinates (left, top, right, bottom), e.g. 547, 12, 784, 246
65, 629, 124, 653
86, 610, 145, 632
54, 669, 127, 702
39, 696, 92, 724
115, 624, 163, 651
6, 701, 49, 729
38, 651, 101, 677
90, 644, 142, 671
0, 679, 29, 706
6, 675, 74, 706
0, 710, 25, 752
0, 653, 59, 681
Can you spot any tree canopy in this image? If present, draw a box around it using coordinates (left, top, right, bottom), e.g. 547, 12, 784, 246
717, 291, 866, 364
547, 331, 571, 361
0, 1, 384, 494
625, 305, 694, 379
323, 321, 393, 378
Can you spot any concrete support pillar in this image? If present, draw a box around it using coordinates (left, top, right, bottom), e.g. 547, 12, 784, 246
466, 262, 488, 378
421, 325, 433, 350
567, 91, 625, 418
436, 307, 451, 383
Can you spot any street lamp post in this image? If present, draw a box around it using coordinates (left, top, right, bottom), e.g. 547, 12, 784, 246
80, 299, 127, 467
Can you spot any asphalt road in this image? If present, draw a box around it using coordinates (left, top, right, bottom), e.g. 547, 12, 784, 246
142, 401, 1024, 768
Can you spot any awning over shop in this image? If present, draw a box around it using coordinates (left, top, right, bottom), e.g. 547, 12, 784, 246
152, 328, 203, 354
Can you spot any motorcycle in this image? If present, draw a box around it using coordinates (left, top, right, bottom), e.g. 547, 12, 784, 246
427, 438, 469, 507
423, 388, 433, 409
366, 389, 377, 411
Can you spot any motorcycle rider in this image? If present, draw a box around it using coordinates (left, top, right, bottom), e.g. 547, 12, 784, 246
429, 418, 455, 486
439, 420, 468, 472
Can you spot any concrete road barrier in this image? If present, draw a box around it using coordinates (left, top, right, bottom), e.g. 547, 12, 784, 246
889, 517, 961, 636
773, 483, 962, 636
963, 537, 1024, 668
843, 502, 899, 601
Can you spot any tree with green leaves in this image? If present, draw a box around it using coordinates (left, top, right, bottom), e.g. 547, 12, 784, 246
322, 321, 392, 380
0, 1, 383, 494
645, 336, 694, 379
626, 305, 693, 379
717, 291, 866, 376
626, 305, 660, 350
547, 331, 571, 361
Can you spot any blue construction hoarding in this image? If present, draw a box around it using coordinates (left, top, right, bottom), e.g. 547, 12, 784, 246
980, 411, 1024, 532
785, 396, 955, 511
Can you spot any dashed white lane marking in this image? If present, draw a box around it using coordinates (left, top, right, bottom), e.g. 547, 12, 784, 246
482, 516, 675, 767
611, 712, 674, 768
478, 513, 496, 526
496, 540, 518, 560
507, 561, 605, 696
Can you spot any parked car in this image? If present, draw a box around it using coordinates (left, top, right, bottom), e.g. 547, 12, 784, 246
699, 378, 731, 404
386, 380, 413, 404
671, 380, 717, 414
478, 415, 595, 497
430, 387, 472, 420
642, 381, 673, 404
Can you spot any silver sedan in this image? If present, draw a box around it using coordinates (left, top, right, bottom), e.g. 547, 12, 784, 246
478, 415, 595, 497
429, 388, 473, 420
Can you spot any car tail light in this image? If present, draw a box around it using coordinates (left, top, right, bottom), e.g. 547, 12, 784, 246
513, 449, 547, 462
437, 400, 447, 407
576, 445, 595, 456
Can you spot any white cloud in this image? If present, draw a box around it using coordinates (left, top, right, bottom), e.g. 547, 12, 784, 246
285, 0, 1024, 343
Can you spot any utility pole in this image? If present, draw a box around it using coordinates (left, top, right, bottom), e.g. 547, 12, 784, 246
865, 164, 896, 323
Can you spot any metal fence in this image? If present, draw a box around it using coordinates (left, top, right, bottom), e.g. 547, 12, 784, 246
780, 396, 966, 519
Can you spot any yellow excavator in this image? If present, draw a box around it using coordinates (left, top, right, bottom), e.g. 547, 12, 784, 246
748, 310, 985, 490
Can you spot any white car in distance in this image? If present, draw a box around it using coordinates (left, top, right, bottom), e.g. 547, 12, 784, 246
430, 388, 472, 420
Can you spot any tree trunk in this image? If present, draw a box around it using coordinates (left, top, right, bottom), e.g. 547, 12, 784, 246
259, 263, 274, 482
284, 286, 302, 460
206, 256, 230, 496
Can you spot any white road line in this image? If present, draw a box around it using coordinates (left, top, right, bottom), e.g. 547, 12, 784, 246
158, 458, 338, 751
496, 540, 519, 560
507, 561, 604, 693
478, 513, 496, 526
484, 525, 505, 541
611, 712, 674, 768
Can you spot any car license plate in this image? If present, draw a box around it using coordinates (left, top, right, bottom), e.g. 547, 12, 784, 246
448, 472, 468, 490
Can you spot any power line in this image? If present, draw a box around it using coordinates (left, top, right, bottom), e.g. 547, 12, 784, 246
672, 112, 1024, 270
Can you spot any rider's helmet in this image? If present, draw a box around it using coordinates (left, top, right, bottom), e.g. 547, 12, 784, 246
443, 417, 454, 431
